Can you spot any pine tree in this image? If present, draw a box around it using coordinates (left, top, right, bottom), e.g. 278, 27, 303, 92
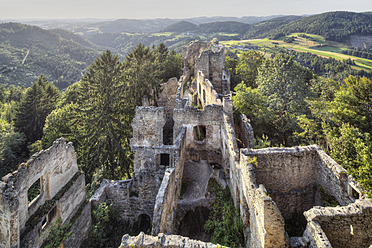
14, 75, 59, 144
124, 44, 162, 106
78, 50, 132, 180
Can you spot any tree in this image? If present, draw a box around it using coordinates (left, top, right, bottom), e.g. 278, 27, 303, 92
232, 82, 272, 139
42, 104, 79, 149
124, 43, 162, 106
256, 53, 314, 145
225, 54, 241, 89
78, 50, 132, 181
159, 50, 182, 82
324, 123, 372, 196
14, 75, 59, 144
0, 119, 26, 177
326, 76, 372, 134
236, 50, 265, 88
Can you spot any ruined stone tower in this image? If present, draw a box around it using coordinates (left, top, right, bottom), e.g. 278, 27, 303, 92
3, 39, 370, 248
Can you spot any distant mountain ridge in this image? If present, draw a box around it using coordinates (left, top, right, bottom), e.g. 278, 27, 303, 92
1, 11, 370, 88
0, 15, 289, 34
161, 21, 251, 34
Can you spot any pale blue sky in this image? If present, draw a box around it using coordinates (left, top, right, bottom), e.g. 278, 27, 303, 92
1, 0, 371, 19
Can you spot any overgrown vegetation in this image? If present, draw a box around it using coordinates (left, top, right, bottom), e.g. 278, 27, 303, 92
41, 218, 72, 248
232, 49, 372, 197
319, 185, 339, 207
0, 23, 100, 89
204, 179, 245, 248
82, 202, 149, 248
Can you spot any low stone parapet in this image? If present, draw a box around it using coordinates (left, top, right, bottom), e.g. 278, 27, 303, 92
119, 232, 226, 248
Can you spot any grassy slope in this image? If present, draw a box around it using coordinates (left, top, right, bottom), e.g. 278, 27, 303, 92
221, 33, 372, 71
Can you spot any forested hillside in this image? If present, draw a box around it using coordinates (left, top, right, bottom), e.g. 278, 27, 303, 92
243, 16, 303, 39
0, 23, 101, 88
261, 11, 372, 41
0, 43, 182, 184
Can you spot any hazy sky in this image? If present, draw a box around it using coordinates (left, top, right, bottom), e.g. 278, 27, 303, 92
1, 0, 371, 19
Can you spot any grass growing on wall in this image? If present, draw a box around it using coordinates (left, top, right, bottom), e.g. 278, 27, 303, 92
204, 178, 245, 248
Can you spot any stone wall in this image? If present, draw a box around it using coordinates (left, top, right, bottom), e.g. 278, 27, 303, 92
173, 105, 223, 152
158, 77, 179, 144
151, 168, 177, 235
243, 147, 319, 220
0, 138, 89, 248
315, 148, 358, 205
237, 113, 254, 148
195, 71, 222, 109
241, 146, 363, 224
182, 40, 230, 97
131, 107, 166, 149
229, 146, 287, 248
182, 40, 210, 78
218, 105, 288, 248
64, 202, 91, 248
304, 199, 372, 248
152, 127, 187, 235
119, 232, 222, 248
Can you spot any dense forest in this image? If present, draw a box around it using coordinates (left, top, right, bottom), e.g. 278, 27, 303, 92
262, 11, 372, 41
1, 11, 370, 86
0, 43, 181, 184
228, 50, 372, 197
0, 23, 101, 88
0, 11, 371, 246
242, 15, 303, 39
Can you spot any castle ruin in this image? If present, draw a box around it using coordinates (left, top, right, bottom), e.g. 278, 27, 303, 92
93, 40, 372, 247
0, 138, 91, 248
1, 40, 371, 248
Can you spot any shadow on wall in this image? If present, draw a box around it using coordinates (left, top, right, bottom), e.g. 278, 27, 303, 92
178, 206, 211, 242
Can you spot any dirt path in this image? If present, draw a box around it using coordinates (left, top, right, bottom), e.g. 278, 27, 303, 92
22, 49, 29, 65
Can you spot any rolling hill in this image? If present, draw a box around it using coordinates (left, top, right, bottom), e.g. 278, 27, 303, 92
261, 11, 372, 41
243, 16, 303, 39
0, 23, 101, 89
162, 21, 199, 33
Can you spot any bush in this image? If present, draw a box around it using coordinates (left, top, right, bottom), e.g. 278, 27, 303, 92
204, 181, 245, 248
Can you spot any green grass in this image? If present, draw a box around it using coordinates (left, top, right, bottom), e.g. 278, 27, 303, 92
215, 33, 240, 37
224, 33, 372, 71
220, 40, 243, 46
150, 32, 174, 37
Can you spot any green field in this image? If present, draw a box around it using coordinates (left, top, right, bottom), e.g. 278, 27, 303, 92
150, 32, 174, 37
221, 33, 372, 71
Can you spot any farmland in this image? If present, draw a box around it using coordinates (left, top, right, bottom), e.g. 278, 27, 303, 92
221, 33, 372, 71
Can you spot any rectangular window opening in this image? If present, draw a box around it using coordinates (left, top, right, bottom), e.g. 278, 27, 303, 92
193, 125, 206, 142
28, 178, 41, 206
160, 153, 170, 166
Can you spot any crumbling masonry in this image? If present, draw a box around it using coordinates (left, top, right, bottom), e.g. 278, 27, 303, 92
107, 40, 372, 248
1, 40, 371, 248
0, 138, 91, 248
